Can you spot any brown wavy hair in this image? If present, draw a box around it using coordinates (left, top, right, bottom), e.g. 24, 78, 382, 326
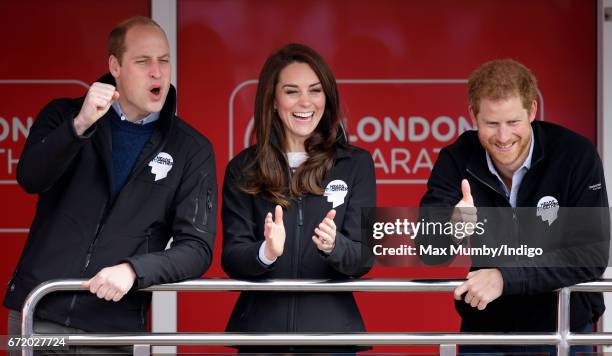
468, 59, 538, 116
240, 43, 343, 208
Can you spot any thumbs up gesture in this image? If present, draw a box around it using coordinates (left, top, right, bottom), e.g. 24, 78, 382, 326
450, 179, 477, 240
263, 205, 286, 260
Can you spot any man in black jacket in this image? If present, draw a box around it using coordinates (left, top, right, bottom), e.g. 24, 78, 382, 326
4, 16, 217, 350
419, 59, 609, 354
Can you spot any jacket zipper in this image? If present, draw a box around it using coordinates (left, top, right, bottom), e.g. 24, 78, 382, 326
466, 168, 507, 200
65, 201, 110, 326
191, 175, 212, 228
206, 188, 213, 219
512, 208, 520, 251
467, 169, 521, 270
289, 197, 304, 333
64, 107, 170, 327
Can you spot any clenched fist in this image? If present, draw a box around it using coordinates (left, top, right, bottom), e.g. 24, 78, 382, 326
74, 82, 119, 135
454, 268, 504, 310
82, 262, 136, 302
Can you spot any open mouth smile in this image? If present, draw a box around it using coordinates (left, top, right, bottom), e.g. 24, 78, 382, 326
292, 111, 314, 120
494, 142, 516, 152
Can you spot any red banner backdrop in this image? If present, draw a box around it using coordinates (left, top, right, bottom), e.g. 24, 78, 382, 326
0, 0, 597, 354
177, 0, 596, 353
0, 3, 150, 354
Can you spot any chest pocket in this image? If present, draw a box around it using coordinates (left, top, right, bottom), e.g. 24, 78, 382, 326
195, 172, 214, 229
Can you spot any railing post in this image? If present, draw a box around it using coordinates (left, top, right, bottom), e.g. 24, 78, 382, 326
440, 343, 457, 356
133, 344, 151, 356
557, 287, 571, 356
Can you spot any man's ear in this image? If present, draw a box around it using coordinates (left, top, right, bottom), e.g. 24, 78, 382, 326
109, 55, 120, 78
528, 100, 538, 123
468, 105, 478, 128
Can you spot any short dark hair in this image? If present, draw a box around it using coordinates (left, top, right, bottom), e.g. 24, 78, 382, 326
108, 16, 164, 64
468, 59, 538, 116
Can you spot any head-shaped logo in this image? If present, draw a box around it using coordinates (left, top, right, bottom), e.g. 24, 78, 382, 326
149, 152, 174, 181
324, 180, 348, 208
536, 196, 559, 226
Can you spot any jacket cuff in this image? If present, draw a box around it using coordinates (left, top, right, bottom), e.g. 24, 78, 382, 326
257, 241, 277, 266
324, 231, 348, 262
69, 115, 97, 139
122, 258, 146, 290
498, 267, 524, 295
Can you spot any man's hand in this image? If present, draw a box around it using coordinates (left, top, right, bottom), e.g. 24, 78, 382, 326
312, 209, 336, 253
74, 82, 119, 135
454, 269, 504, 310
450, 179, 478, 239
82, 262, 136, 302
263, 205, 286, 260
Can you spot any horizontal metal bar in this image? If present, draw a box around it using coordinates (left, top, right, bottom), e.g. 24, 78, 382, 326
23, 278, 612, 356
34, 278, 612, 294
43, 332, 560, 346
568, 281, 612, 292
32, 278, 466, 293
568, 332, 612, 345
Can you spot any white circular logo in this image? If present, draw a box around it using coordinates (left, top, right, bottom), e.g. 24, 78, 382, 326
536, 196, 559, 226
324, 180, 348, 208
149, 152, 174, 181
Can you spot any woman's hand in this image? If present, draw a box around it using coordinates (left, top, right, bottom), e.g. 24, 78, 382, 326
264, 205, 286, 260
312, 209, 336, 253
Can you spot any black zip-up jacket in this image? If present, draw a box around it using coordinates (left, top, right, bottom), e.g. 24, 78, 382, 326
4, 73, 217, 332
419, 121, 609, 331
221, 140, 375, 350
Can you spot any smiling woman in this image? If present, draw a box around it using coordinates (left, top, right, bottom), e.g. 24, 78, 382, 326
274, 62, 326, 152
220, 43, 376, 353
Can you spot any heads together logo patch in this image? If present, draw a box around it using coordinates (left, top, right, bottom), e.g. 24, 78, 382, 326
149, 152, 173, 181
536, 196, 559, 225
324, 180, 348, 208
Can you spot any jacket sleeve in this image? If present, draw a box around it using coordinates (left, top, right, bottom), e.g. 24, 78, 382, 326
126, 141, 217, 288
17, 98, 95, 194
499, 146, 609, 295
221, 158, 275, 278
324, 150, 377, 277
416, 148, 463, 265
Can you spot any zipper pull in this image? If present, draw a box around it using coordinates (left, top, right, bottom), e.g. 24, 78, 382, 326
207, 189, 213, 210
298, 197, 303, 226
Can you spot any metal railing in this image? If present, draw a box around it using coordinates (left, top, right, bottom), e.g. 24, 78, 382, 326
18, 278, 612, 356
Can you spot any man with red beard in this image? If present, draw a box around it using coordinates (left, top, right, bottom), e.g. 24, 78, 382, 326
419, 59, 609, 354
4, 16, 216, 354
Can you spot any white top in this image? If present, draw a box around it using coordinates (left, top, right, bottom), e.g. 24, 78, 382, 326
287, 152, 308, 168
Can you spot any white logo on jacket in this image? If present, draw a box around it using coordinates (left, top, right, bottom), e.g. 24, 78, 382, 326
324, 180, 348, 208
536, 196, 559, 225
149, 152, 173, 181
